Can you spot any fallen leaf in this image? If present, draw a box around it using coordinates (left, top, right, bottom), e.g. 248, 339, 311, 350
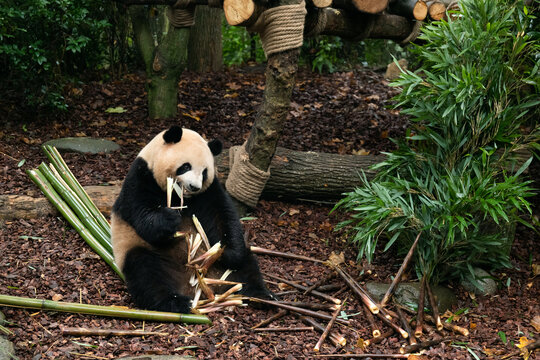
105, 106, 127, 113
531, 315, 540, 332
75, 132, 87, 137
182, 112, 201, 121
516, 336, 535, 349
226, 82, 241, 90
328, 251, 345, 266
52, 294, 63, 301
177, 103, 187, 109
289, 209, 300, 216
224, 92, 239, 98
353, 149, 370, 156
532, 263, 540, 276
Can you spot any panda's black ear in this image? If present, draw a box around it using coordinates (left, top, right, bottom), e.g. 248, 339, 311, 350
208, 139, 222, 156
163, 126, 183, 144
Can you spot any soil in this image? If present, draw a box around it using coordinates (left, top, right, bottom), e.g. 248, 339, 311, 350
0, 65, 538, 360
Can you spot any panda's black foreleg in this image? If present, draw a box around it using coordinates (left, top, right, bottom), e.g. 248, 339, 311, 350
122, 247, 191, 314
227, 252, 277, 302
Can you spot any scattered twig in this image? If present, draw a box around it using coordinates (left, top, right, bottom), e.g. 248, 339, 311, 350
331, 265, 379, 314
61, 327, 169, 337
299, 316, 346, 347
248, 298, 350, 325
314, 354, 409, 358
254, 326, 314, 332
316, 283, 343, 292
363, 303, 381, 338
304, 272, 336, 296
396, 307, 416, 345
380, 231, 422, 307
426, 281, 443, 331
415, 276, 426, 337
314, 301, 343, 351
263, 273, 341, 305
365, 329, 395, 346
376, 309, 409, 339
400, 337, 454, 354
251, 309, 288, 329
501, 339, 540, 359
250, 246, 324, 263
279, 301, 339, 312
401, 306, 469, 336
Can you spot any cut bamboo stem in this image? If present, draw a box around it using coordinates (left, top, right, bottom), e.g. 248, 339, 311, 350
365, 329, 395, 346
376, 310, 409, 339
380, 231, 422, 307
279, 301, 339, 312
415, 276, 426, 337
251, 246, 324, 263
248, 298, 350, 325
400, 337, 452, 354
299, 316, 346, 347
314, 354, 409, 359
26, 169, 123, 280
61, 327, 169, 337
304, 272, 336, 296
363, 303, 381, 338
38, 163, 112, 254
263, 273, 341, 305
314, 302, 342, 351
401, 305, 469, 336
42, 145, 110, 237
251, 309, 288, 329
0, 294, 210, 324
396, 307, 416, 345
426, 282, 443, 331
254, 326, 314, 332
331, 265, 379, 314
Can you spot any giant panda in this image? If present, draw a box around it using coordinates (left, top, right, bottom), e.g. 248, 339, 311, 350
111, 125, 273, 313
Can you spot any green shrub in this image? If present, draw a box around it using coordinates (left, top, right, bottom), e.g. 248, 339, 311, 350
333, 0, 539, 285
0, 0, 110, 111
222, 22, 264, 66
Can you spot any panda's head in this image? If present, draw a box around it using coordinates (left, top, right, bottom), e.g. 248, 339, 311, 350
139, 126, 222, 197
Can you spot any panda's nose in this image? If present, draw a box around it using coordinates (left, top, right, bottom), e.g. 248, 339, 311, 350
188, 184, 200, 192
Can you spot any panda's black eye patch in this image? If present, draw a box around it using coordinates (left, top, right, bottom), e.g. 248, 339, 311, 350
176, 163, 191, 175
202, 168, 208, 182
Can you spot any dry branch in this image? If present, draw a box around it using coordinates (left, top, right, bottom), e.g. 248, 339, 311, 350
330, 265, 379, 313
426, 282, 443, 331
251, 309, 288, 329
263, 273, 341, 304
363, 303, 381, 338
279, 301, 339, 312
304, 272, 336, 296
254, 326, 314, 332
365, 329, 395, 346
415, 276, 426, 337
380, 231, 422, 307
299, 316, 347, 347
396, 307, 416, 345
314, 302, 342, 351
400, 337, 453, 354
248, 298, 350, 325
61, 327, 168, 337
251, 246, 324, 263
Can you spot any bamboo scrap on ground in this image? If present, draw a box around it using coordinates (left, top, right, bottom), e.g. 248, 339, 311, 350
263, 273, 341, 305
251, 309, 288, 329
314, 301, 343, 351
0, 294, 210, 324
251, 246, 324, 263
61, 327, 169, 337
254, 326, 314, 332
299, 316, 347, 347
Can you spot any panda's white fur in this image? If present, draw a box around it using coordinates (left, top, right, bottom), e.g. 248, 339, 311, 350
111, 126, 272, 313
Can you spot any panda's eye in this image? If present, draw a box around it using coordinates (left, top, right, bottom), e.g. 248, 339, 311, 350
176, 163, 191, 175
202, 168, 208, 182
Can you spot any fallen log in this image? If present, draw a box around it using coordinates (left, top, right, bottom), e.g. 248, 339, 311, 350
2, 148, 383, 220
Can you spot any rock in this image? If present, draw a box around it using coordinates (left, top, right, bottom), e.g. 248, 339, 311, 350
384, 59, 408, 81
43, 137, 120, 154
116, 356, 195, 360
0, 336, 15, 360
365, 281, 457, 313
460, 268, 498, 296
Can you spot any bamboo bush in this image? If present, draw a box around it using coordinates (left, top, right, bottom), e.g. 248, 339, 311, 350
333, 0, 539, 285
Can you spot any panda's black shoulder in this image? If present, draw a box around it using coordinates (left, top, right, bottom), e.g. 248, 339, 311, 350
113, 157, 164, 216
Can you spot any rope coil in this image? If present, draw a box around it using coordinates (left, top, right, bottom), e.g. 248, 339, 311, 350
167, 3, 195, 28
225, 144, 270, 208
248, 1, 307, 57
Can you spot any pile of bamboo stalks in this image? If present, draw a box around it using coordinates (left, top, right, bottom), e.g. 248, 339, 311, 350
4, 145, 211, 325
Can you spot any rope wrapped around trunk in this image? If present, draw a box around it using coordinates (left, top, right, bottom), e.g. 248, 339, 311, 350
167, 2, 195, 28
225, 144, 270, 208
247, 1, 307, 57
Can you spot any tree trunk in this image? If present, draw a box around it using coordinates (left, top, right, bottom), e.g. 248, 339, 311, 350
188, 6, 223, 72
130, 6, 190, 119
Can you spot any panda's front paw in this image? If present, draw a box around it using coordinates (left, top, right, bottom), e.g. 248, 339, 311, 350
148, 208, 182, 246
156, 293, 192, 314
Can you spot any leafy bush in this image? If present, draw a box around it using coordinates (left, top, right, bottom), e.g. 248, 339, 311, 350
333, 0, 539, 284
222, 22, 264, 66
0, 0, 111, 111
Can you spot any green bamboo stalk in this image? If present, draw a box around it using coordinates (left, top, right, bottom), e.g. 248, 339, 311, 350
38, 162, 112, 254
0, 294, 211, 325
26, 169, 124, 281
42, 145, 111, 237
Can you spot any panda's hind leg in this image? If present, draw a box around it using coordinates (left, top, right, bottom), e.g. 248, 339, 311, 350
227, 252, 277, 302
122, 247, 191, 314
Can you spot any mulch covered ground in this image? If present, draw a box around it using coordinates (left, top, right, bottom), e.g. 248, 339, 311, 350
0, 66, 538, 359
